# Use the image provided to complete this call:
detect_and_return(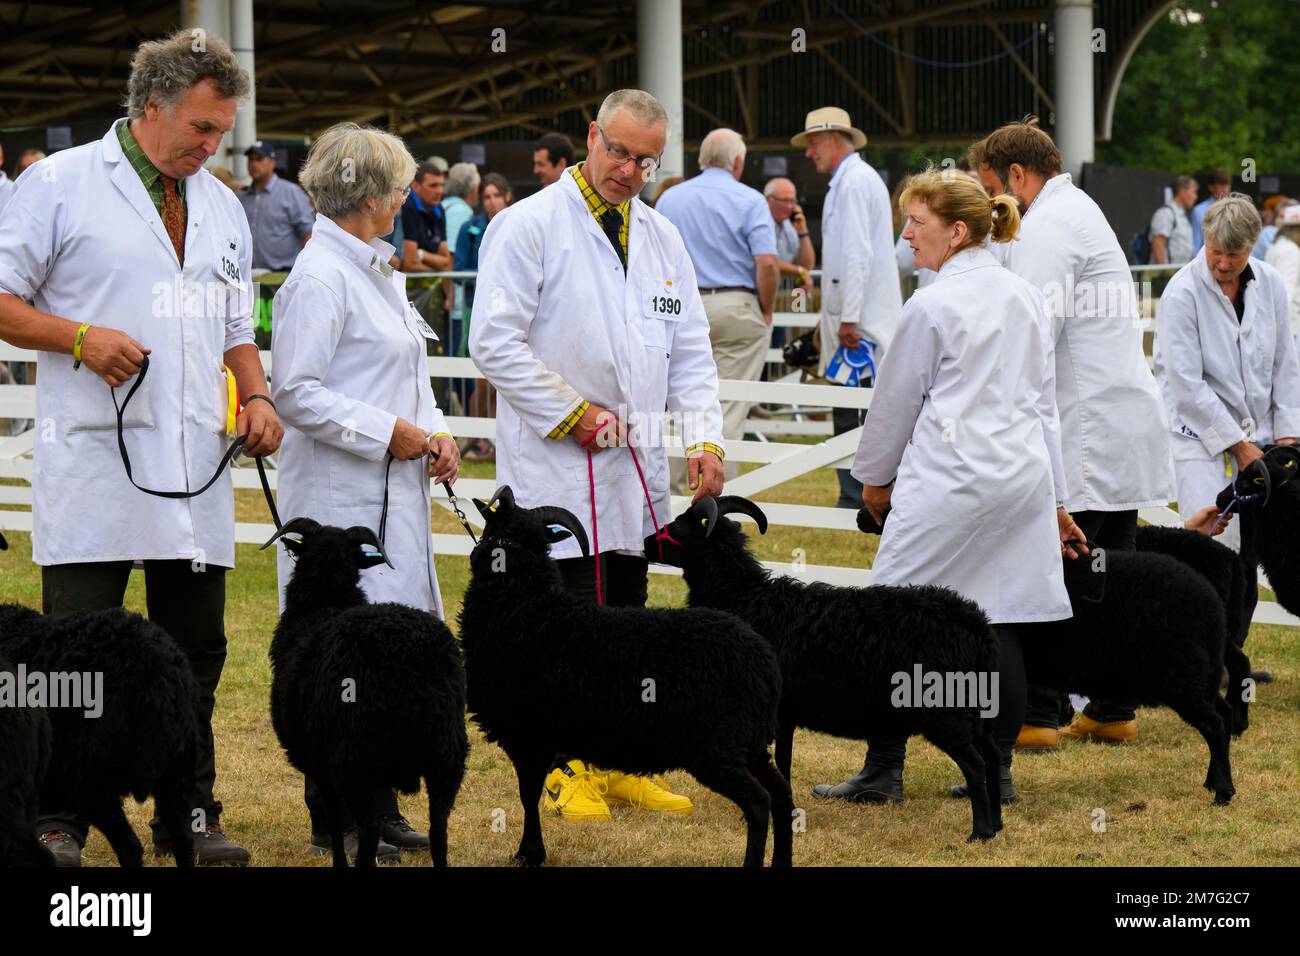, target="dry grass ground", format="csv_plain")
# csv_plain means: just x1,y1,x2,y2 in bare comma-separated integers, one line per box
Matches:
1,457,1297,867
